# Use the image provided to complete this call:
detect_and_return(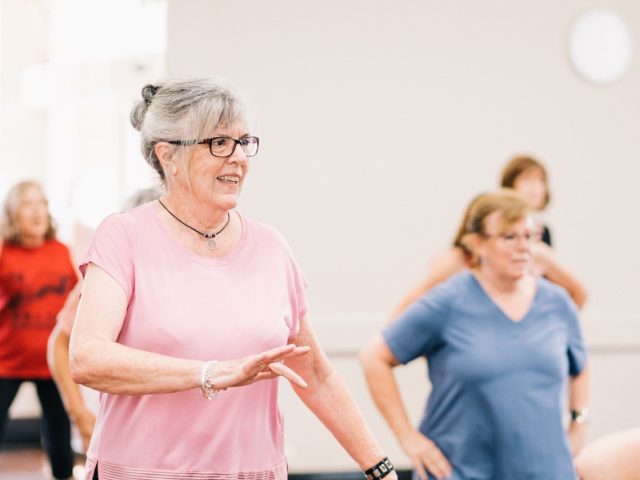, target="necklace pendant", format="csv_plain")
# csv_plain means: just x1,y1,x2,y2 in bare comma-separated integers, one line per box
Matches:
207,237,217,250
